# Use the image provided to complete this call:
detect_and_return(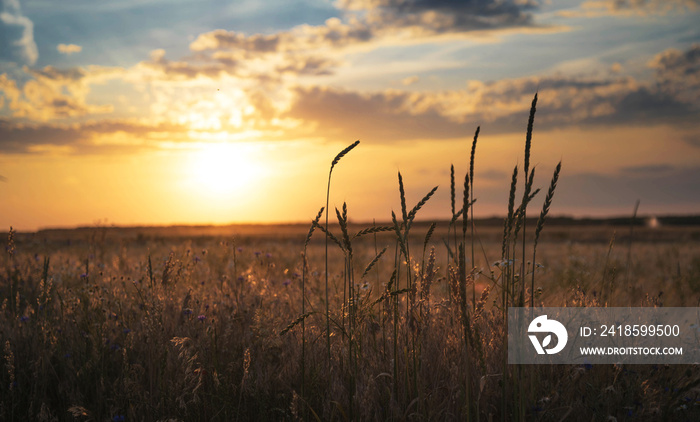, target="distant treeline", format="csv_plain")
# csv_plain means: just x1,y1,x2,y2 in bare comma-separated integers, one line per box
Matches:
406,214,700,228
